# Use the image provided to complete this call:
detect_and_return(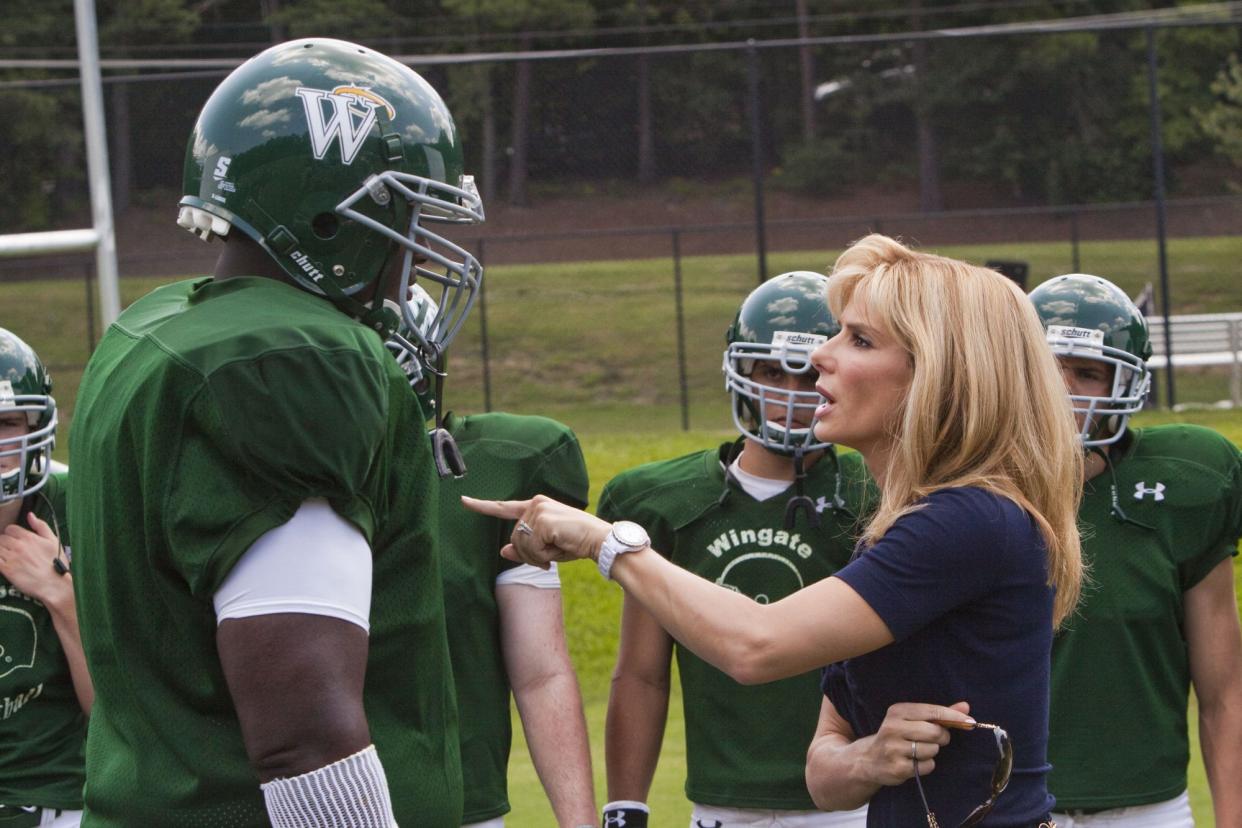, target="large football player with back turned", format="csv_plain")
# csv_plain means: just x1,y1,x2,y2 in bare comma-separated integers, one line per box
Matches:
1030,274,1242,827
68,39,483,827
600,273,872,828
